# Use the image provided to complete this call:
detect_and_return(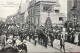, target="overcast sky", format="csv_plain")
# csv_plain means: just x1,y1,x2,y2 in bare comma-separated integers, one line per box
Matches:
0,0,67,21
